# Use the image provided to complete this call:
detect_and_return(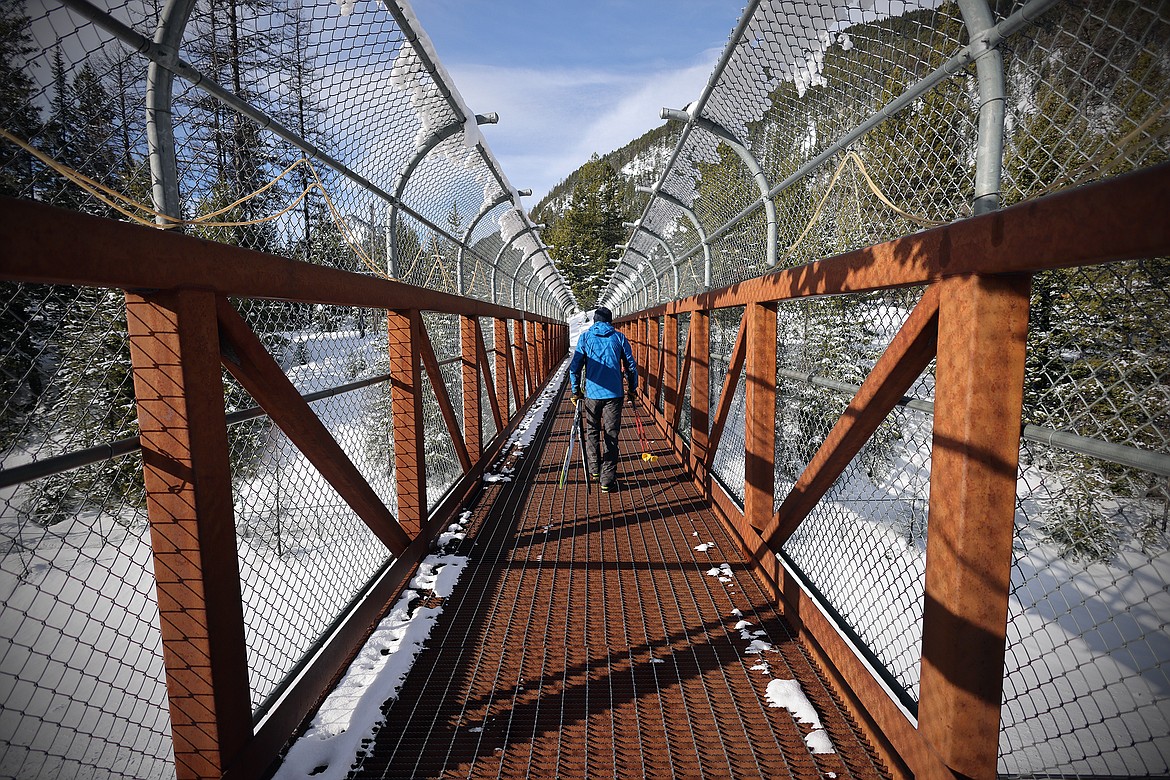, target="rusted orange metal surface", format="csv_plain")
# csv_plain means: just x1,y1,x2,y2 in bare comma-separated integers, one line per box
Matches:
744,302,778,531
1,194,570,780
125,290,253,780
764,286,940,548
349,390,891,780
612,163,1170,780
462,316,483,463
918,274,1032,779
